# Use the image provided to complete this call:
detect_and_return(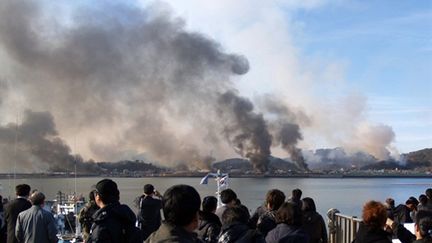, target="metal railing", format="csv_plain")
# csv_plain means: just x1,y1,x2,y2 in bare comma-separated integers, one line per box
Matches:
327,208,362,243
